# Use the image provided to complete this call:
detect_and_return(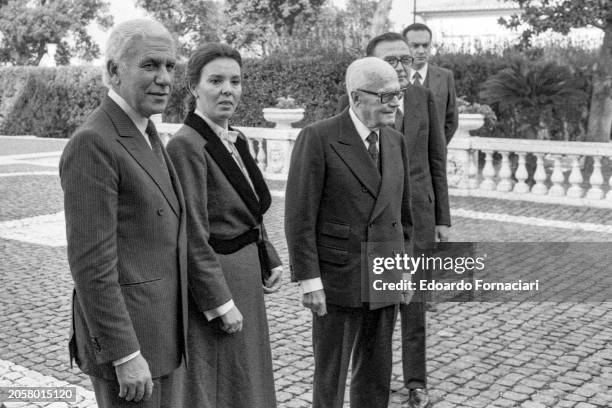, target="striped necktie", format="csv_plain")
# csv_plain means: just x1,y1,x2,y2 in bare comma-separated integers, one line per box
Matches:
146,120,168,173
